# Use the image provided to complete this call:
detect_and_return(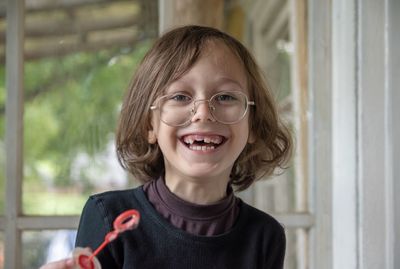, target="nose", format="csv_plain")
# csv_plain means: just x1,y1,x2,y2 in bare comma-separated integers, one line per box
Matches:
191,100,216,123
